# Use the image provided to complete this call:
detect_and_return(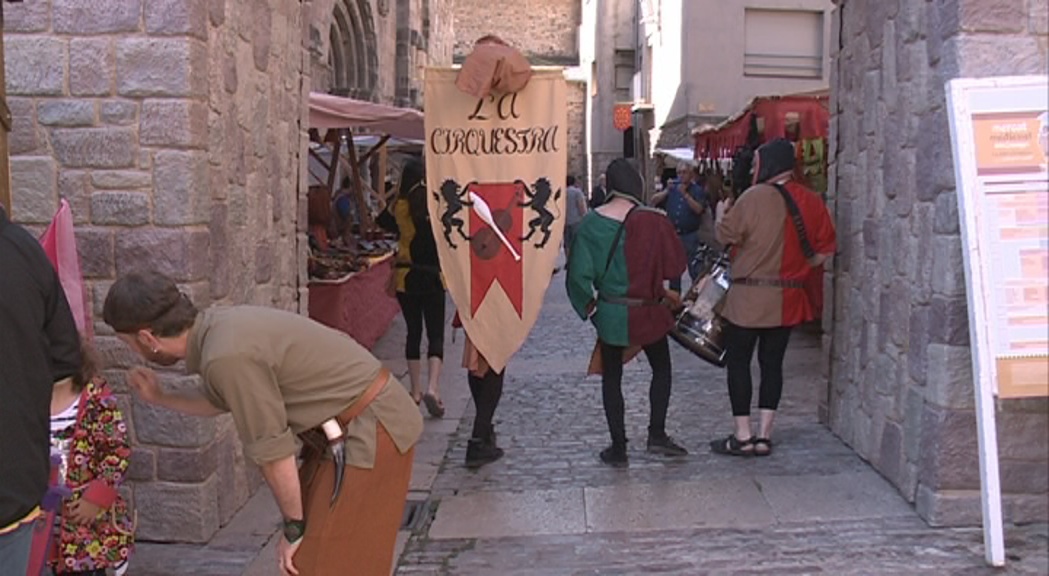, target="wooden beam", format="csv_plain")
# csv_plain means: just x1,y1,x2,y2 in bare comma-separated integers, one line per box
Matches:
377,140,388,209
0,3,12,217
344,128,373,235
357,134,391,167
